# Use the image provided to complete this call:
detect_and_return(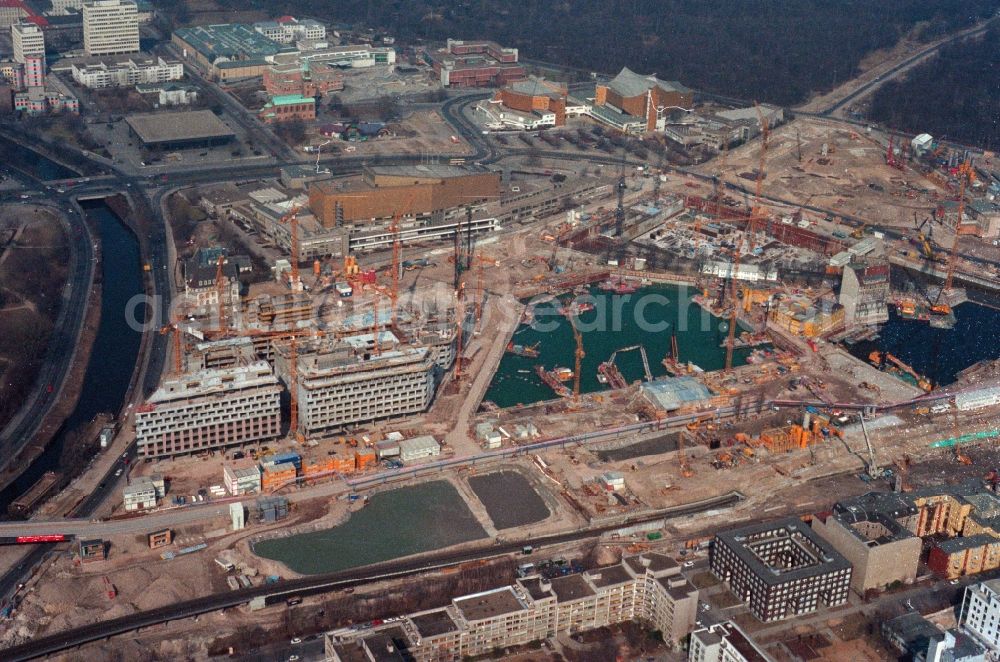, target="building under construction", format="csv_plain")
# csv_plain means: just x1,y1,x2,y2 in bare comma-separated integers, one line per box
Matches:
274,332,437,437
134,360,283,457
